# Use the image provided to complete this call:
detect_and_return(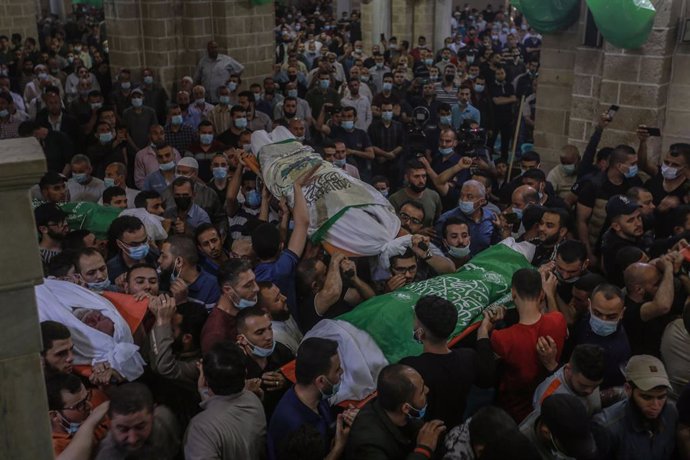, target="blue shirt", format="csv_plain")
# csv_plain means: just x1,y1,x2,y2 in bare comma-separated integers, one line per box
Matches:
267,386,334,460
435,207,499,255
187,268,221,310
450,103,481,129
163,203,211,231
254,249,300,321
